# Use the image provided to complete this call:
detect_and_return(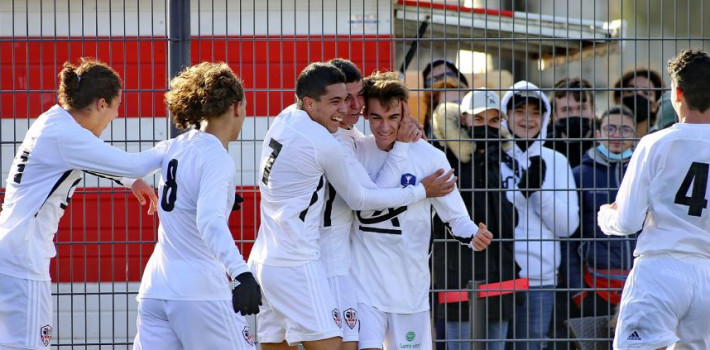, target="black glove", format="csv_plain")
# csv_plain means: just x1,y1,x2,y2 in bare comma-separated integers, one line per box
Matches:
231,272,262,316
517,156,546,198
